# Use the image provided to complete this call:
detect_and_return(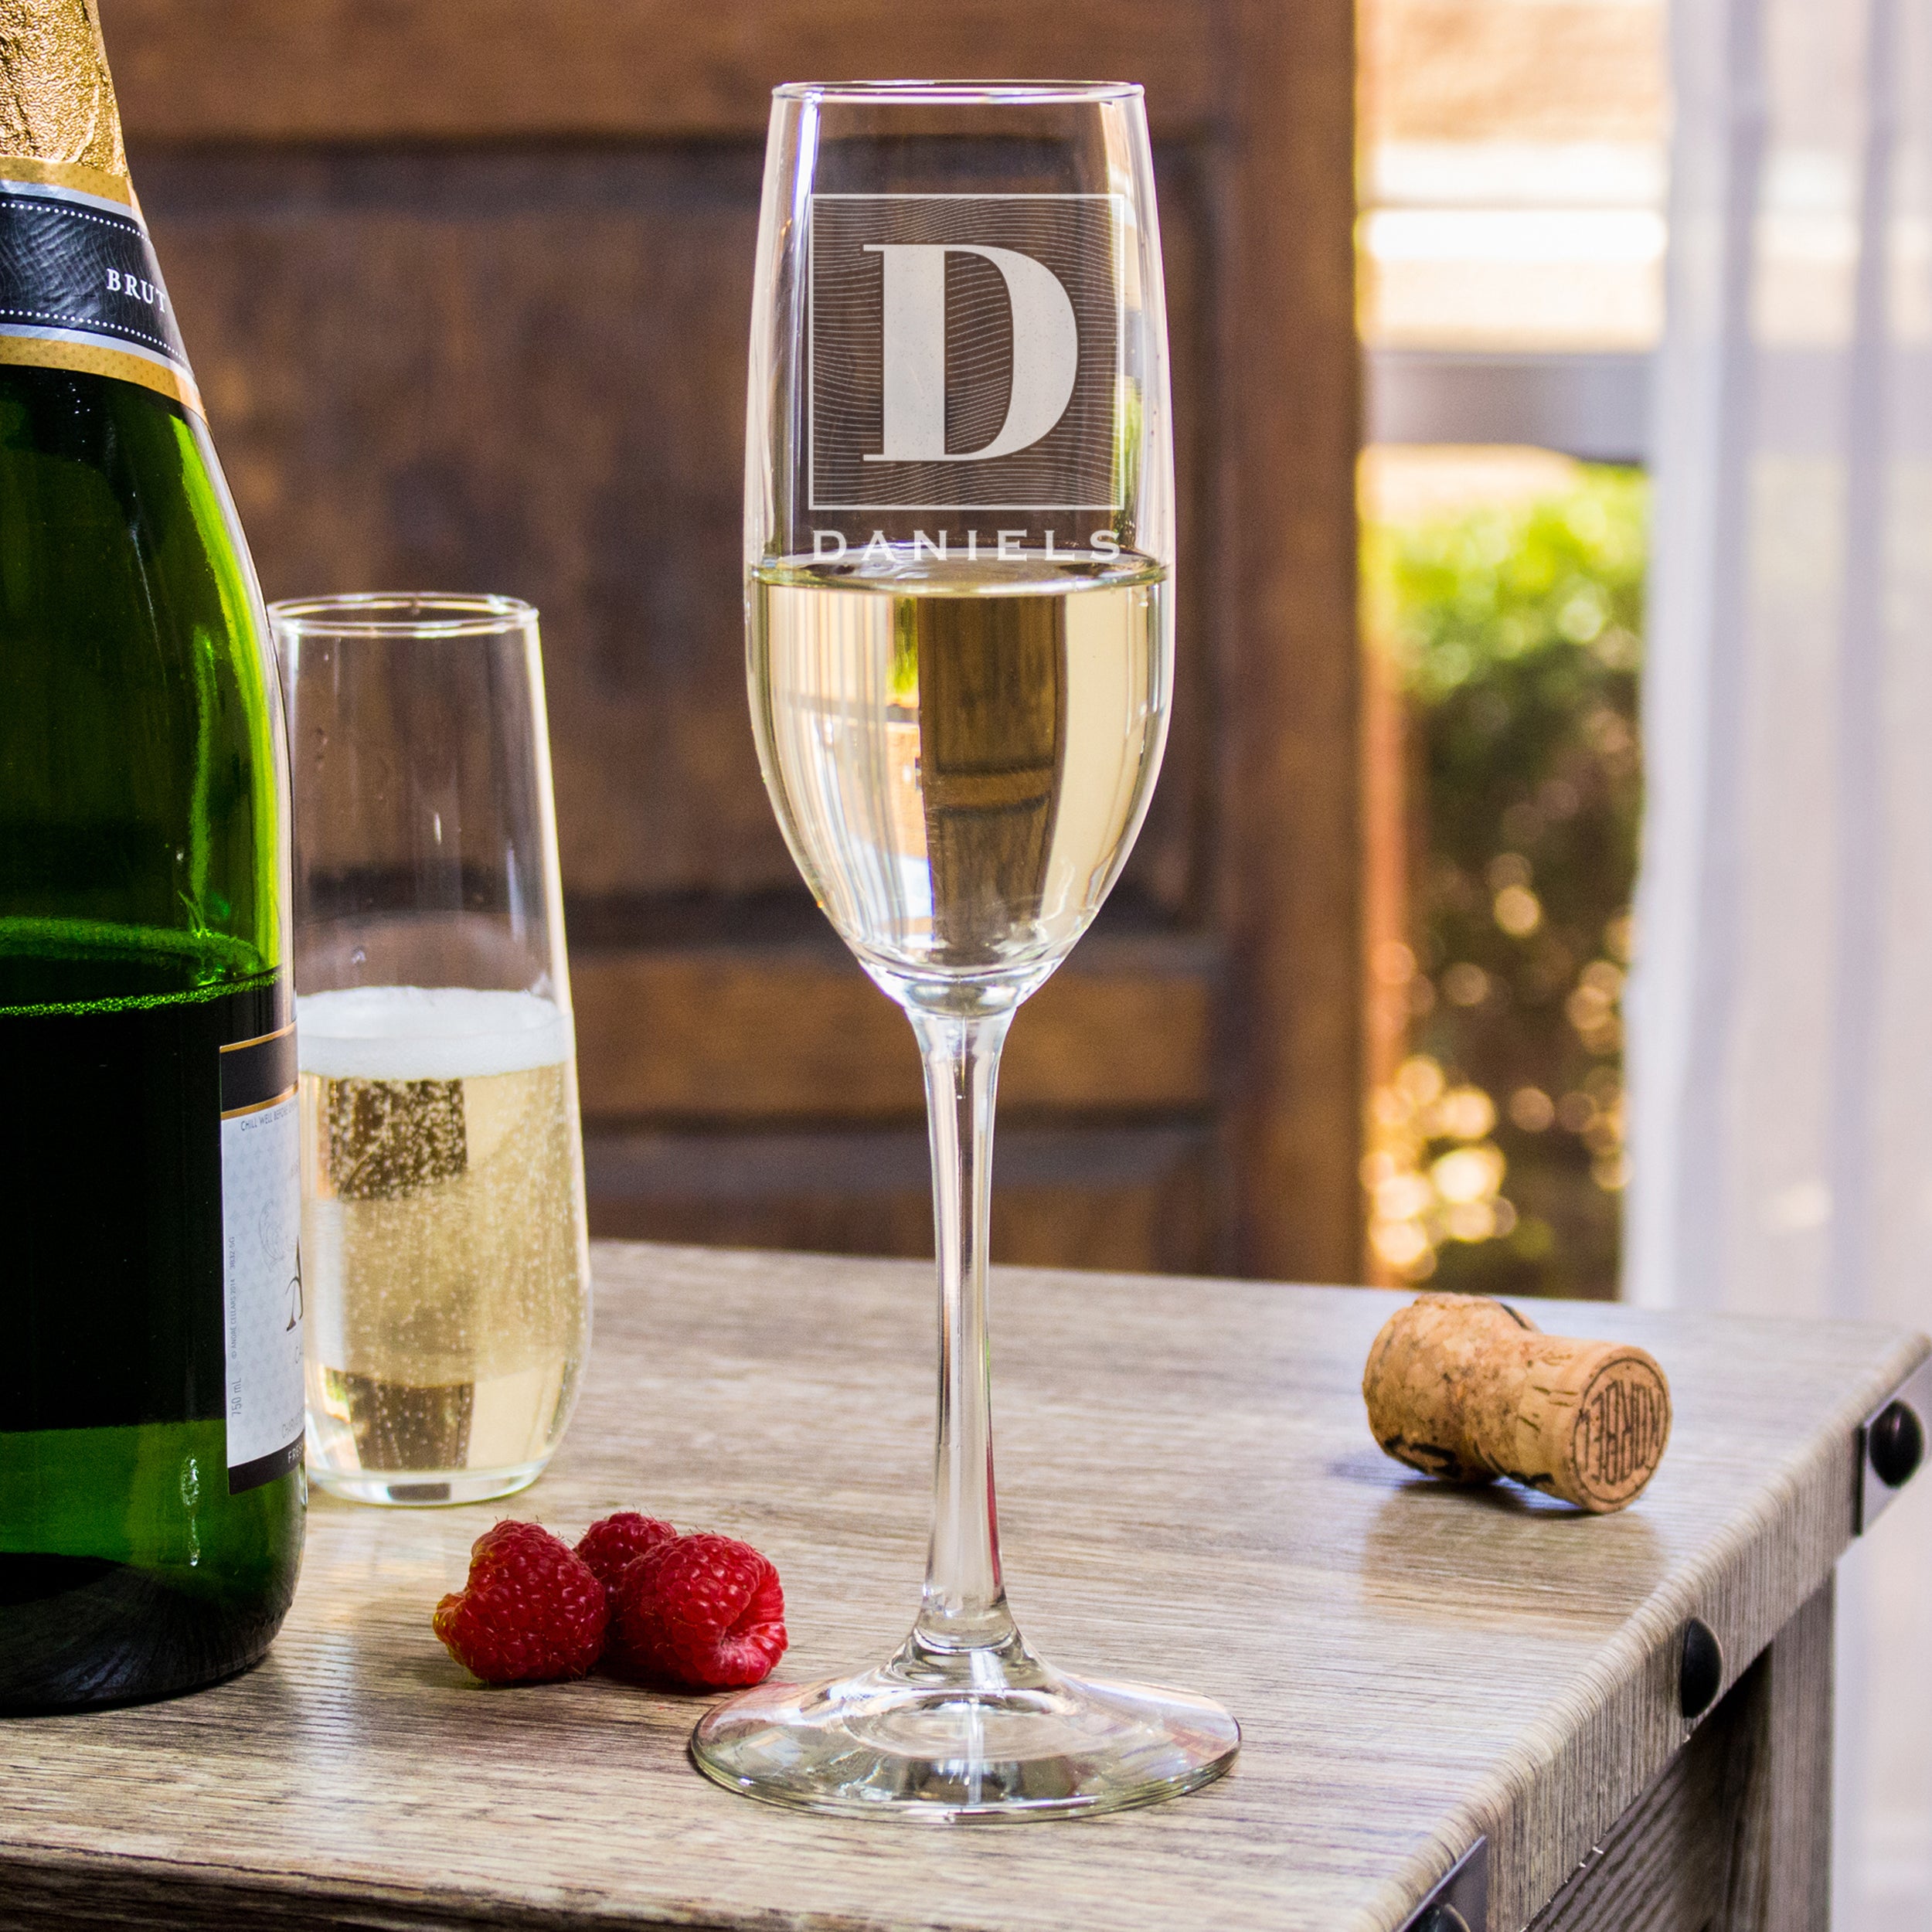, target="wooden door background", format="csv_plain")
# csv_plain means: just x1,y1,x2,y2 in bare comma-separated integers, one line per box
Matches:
100,0,1362,1283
